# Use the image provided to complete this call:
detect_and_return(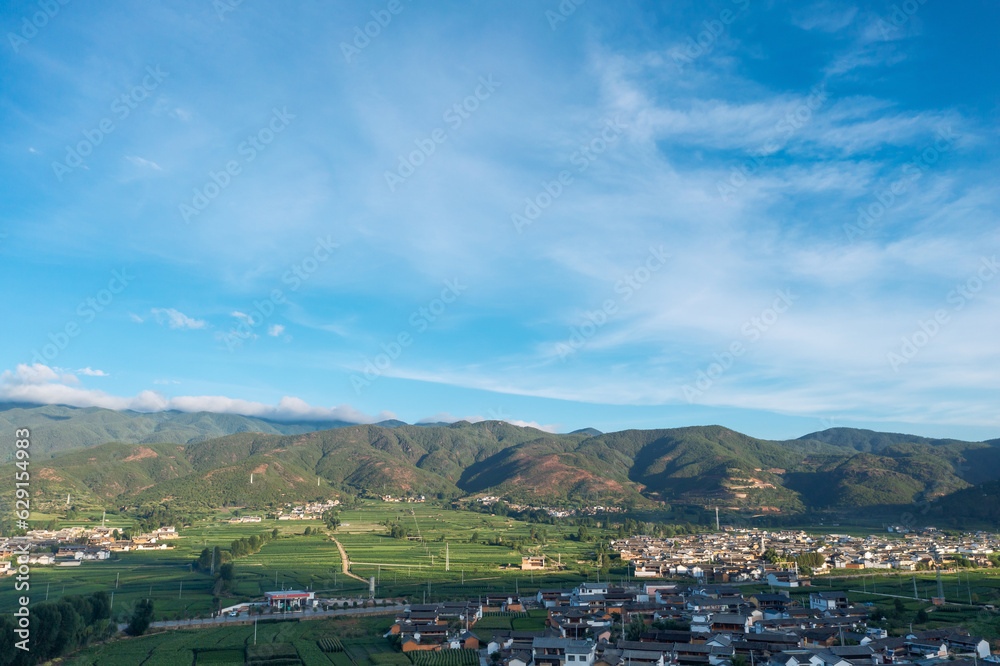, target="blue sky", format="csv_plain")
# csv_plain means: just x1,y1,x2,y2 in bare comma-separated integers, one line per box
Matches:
1,0,998,440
